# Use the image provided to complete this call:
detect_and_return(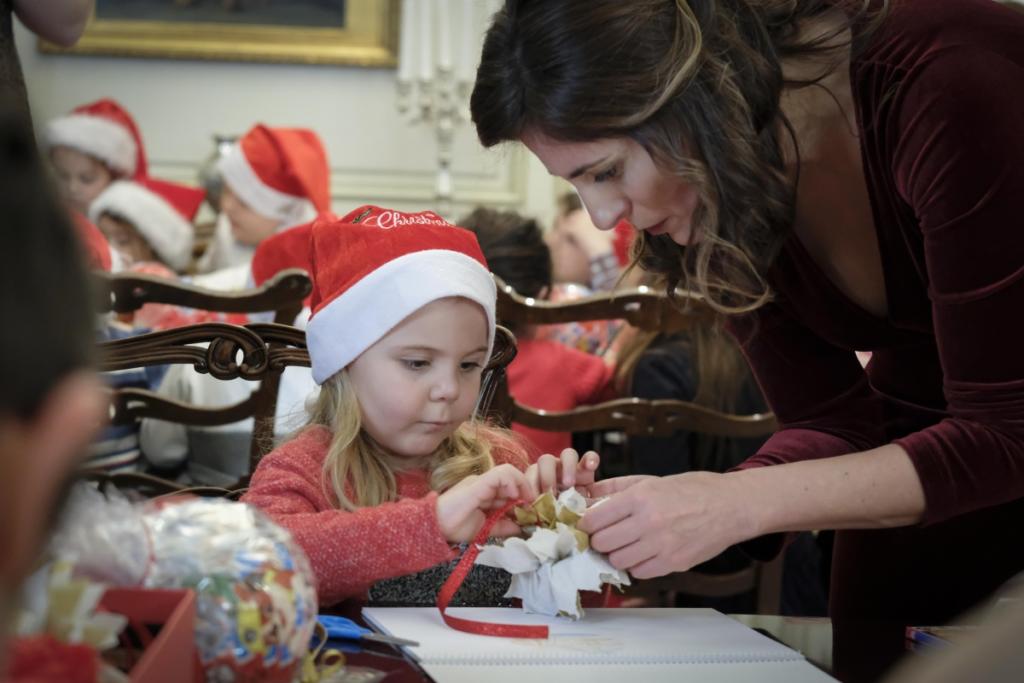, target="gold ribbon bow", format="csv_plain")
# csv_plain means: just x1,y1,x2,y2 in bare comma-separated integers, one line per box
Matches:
513,492,590,552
